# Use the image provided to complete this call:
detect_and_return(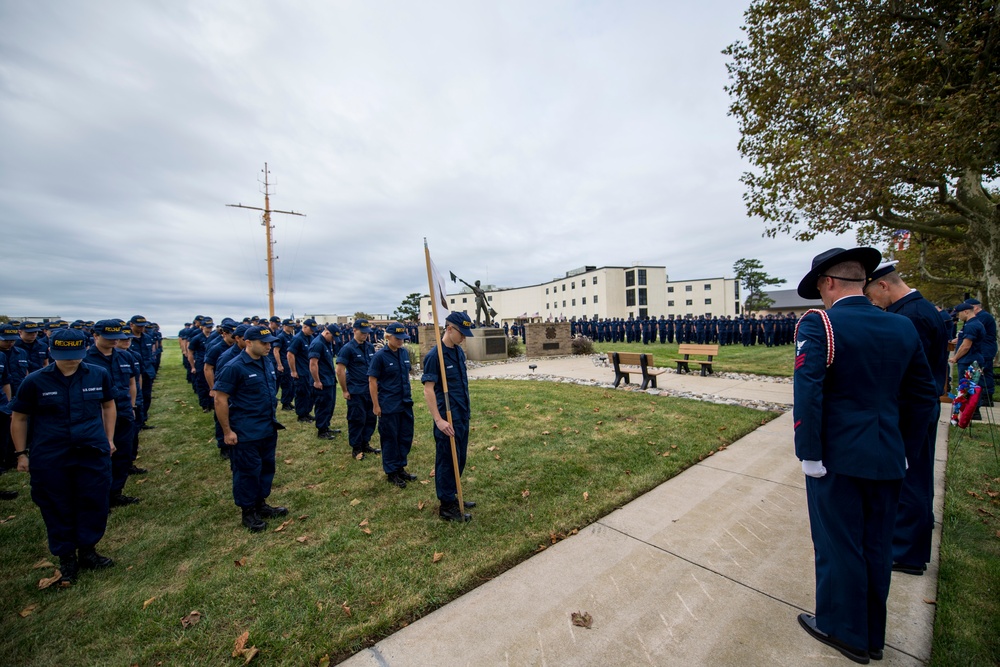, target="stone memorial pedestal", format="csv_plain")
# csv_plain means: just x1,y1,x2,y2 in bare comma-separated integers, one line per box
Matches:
463,327,508,361
525,322,571,357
